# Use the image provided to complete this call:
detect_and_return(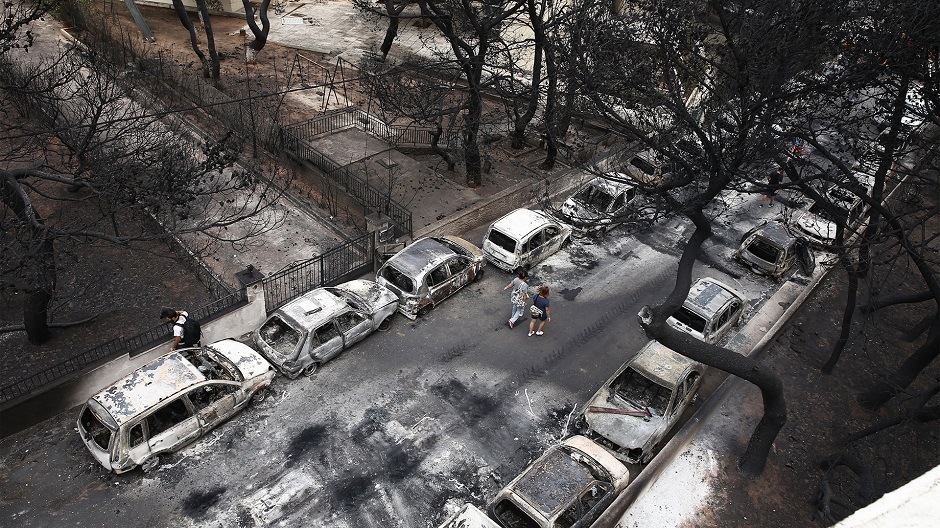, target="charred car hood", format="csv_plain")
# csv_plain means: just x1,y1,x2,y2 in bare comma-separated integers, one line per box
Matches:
560,199,601,225
336,279,398,312
797,212,836,241
209,339,273,380
585,389,660,451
